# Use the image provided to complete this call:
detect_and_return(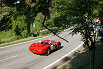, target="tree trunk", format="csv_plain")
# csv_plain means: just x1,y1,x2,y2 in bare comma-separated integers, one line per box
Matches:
85,32,95,69
26,6,31,34
27,22,30,34
90,42,95,69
